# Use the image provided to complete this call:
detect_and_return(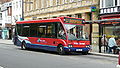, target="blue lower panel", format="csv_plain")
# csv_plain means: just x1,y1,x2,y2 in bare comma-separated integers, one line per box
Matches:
64,47,90,52
26,43,57,51
26,43,90,52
